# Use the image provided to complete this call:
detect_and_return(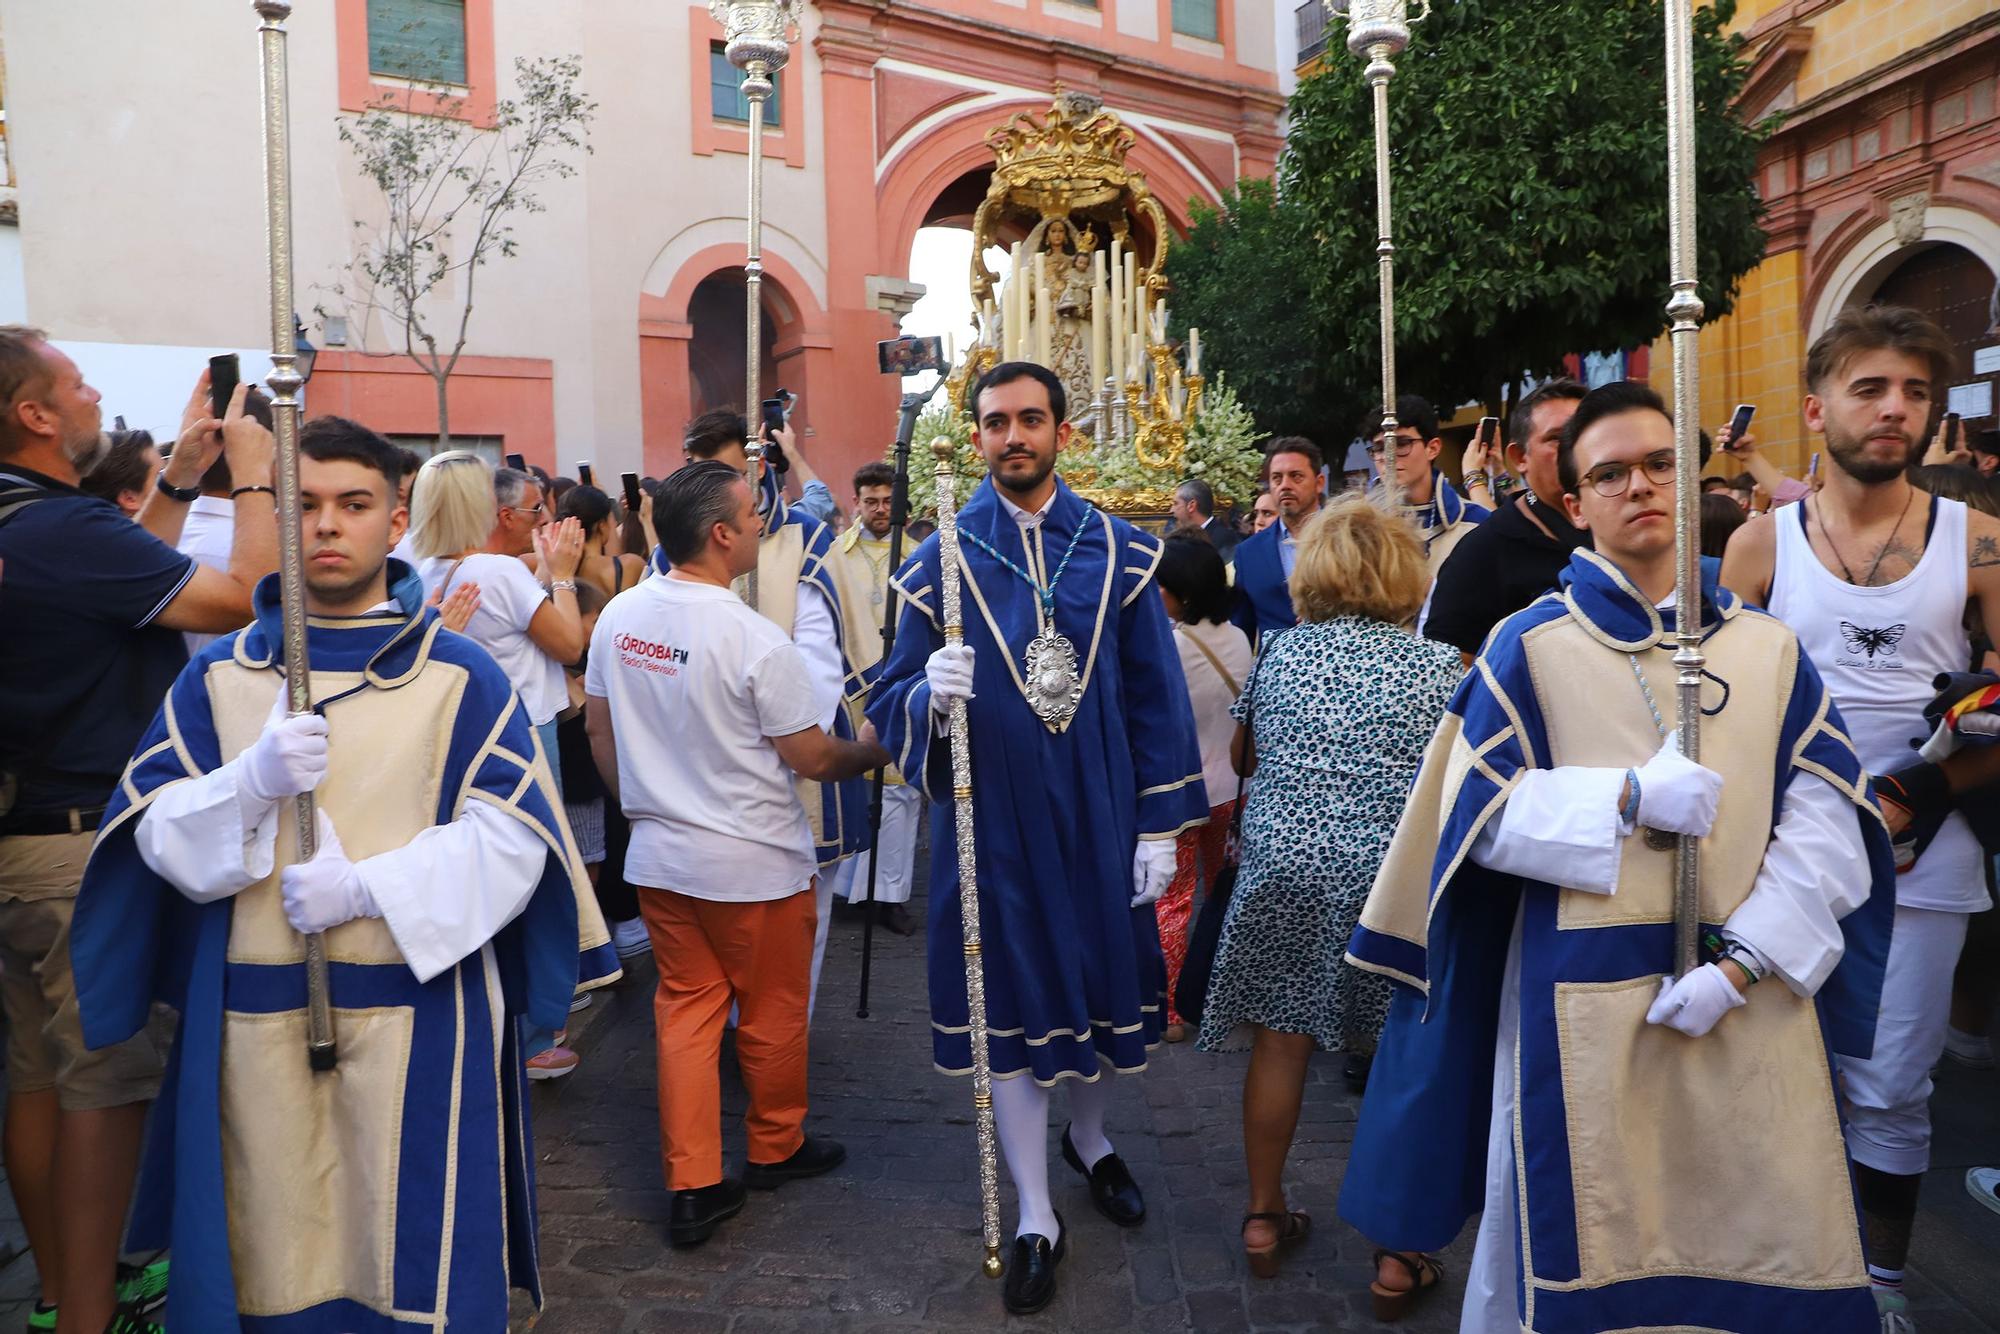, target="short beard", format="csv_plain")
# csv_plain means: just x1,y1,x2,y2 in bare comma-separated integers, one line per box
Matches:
1824,421,1914,484
66,430,108,472
992,452,1055,497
